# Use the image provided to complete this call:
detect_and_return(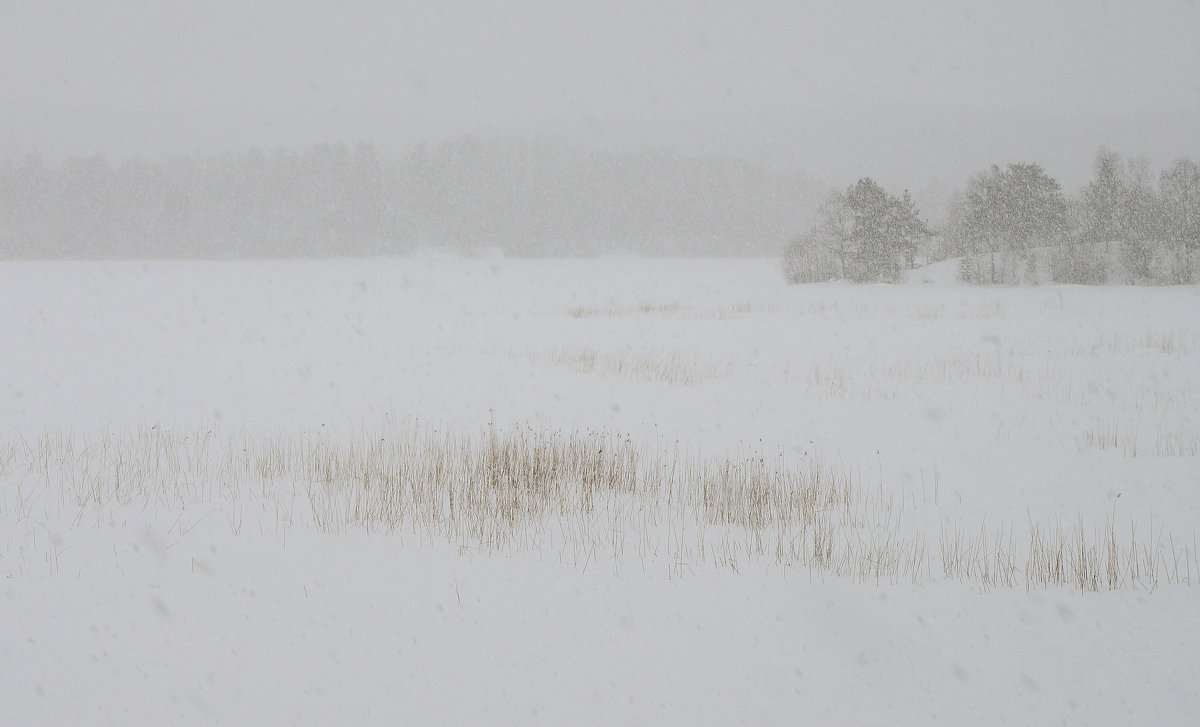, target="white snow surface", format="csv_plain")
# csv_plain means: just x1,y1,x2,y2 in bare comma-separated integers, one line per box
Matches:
2,257,1198,725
